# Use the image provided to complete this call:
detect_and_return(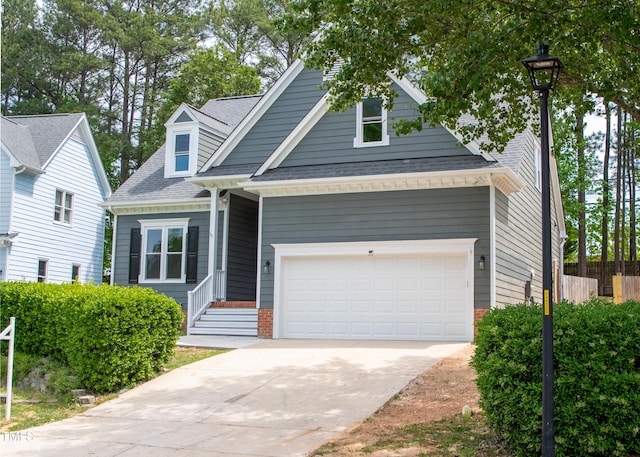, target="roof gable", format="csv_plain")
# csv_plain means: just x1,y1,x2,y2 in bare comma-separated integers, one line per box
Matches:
3,113,85,169
1,114,111,197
